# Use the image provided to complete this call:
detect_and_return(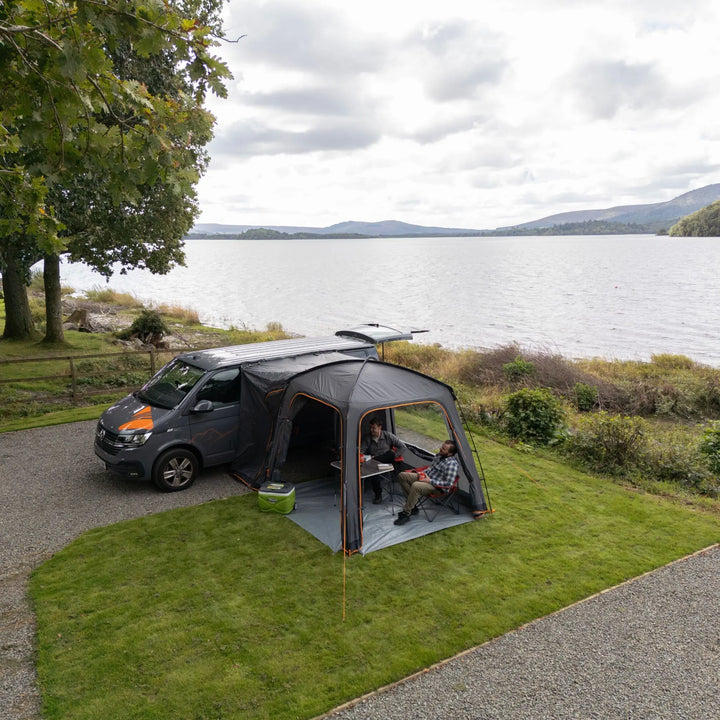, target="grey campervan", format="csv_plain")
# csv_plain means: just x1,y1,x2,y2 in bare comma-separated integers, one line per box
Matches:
94,327,412,491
